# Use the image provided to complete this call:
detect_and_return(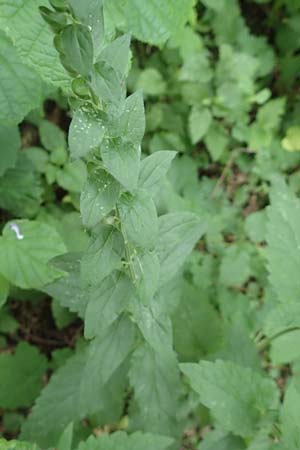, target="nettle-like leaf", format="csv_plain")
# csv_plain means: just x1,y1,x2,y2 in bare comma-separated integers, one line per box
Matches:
75,431,174,450
181,360,279,438
0,31,42,124
267,177,300,303
0,220,66,289
0,342,47,409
